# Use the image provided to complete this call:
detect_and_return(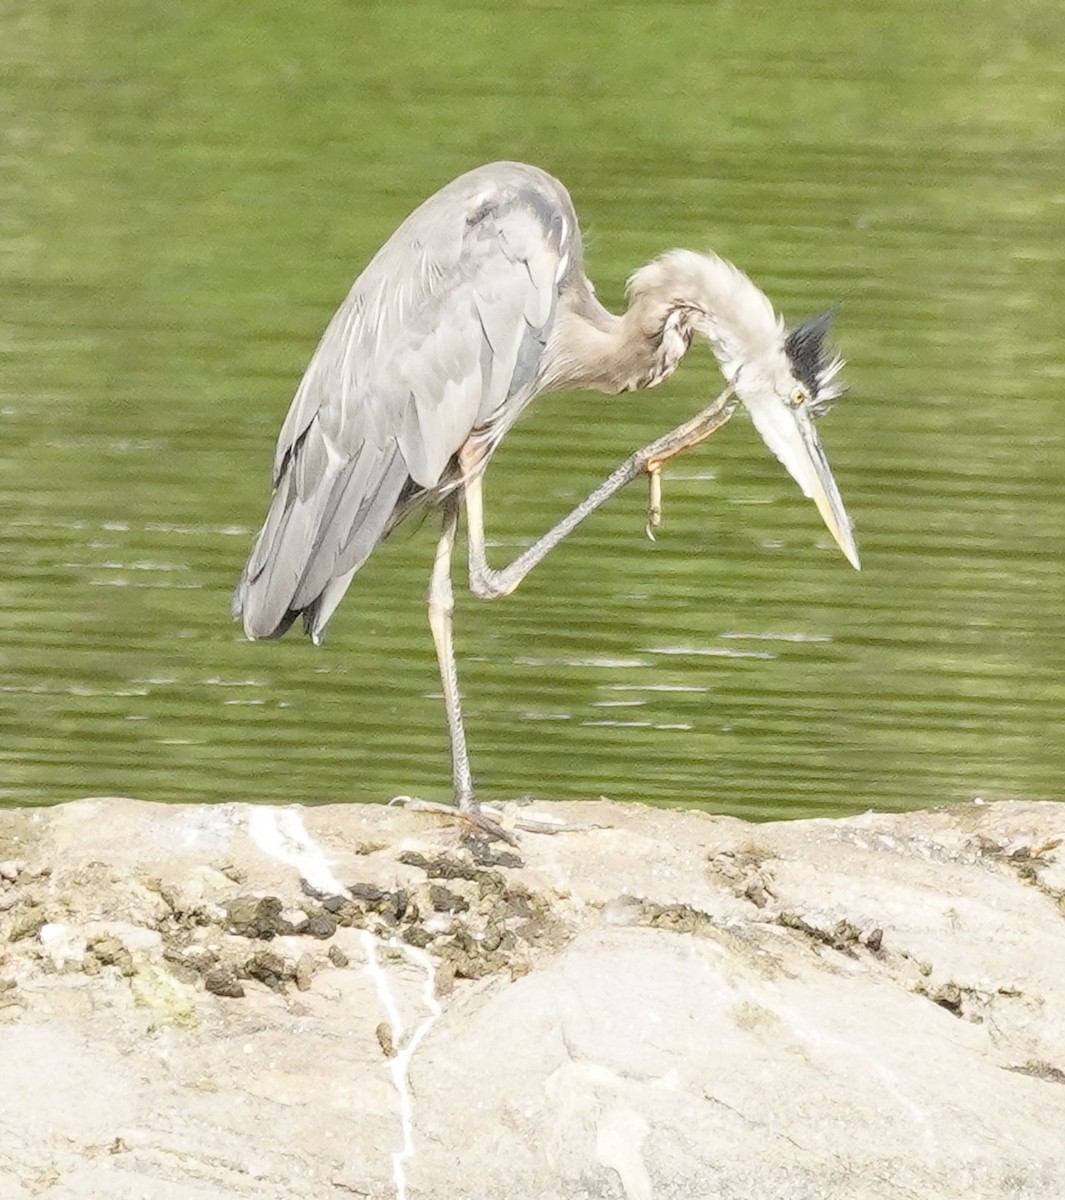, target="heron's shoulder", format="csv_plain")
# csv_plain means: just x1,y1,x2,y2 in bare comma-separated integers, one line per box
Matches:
399,162,580,268
270,166,576,486
444,161,576,217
